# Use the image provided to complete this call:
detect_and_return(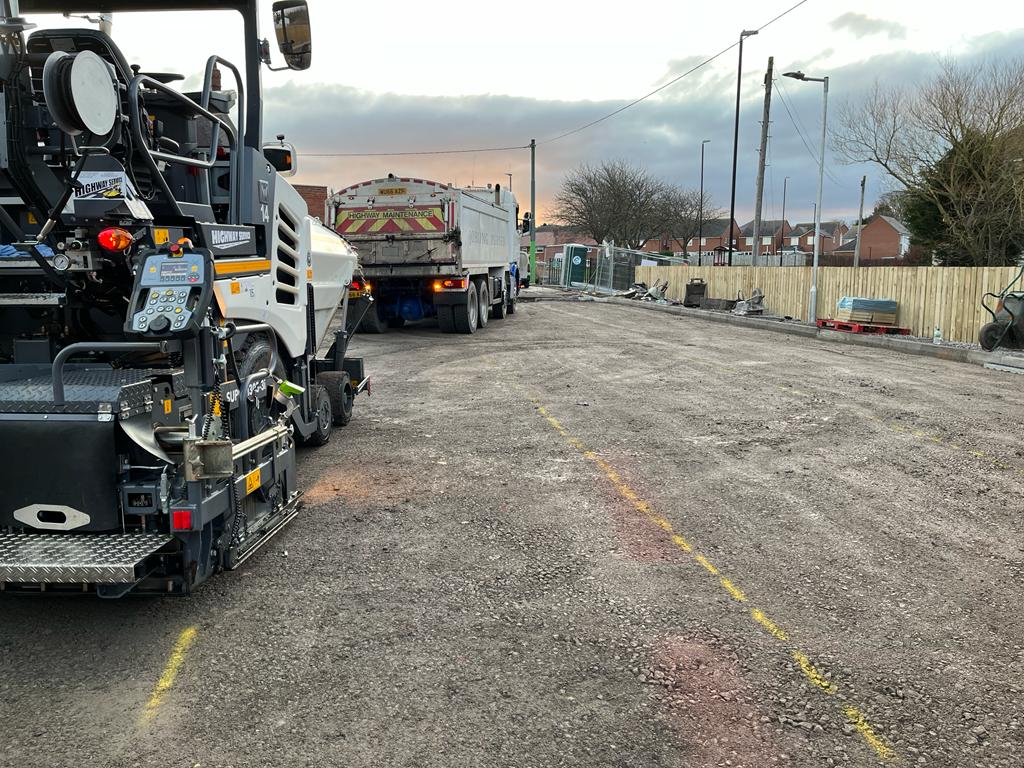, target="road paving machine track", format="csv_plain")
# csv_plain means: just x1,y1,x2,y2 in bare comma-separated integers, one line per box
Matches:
0,0,367,596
